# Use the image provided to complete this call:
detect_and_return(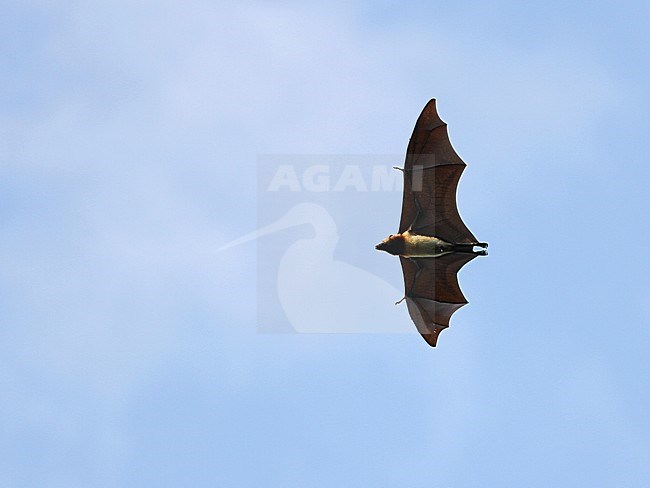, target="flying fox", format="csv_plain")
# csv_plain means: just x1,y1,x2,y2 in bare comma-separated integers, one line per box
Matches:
375,99,487,347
